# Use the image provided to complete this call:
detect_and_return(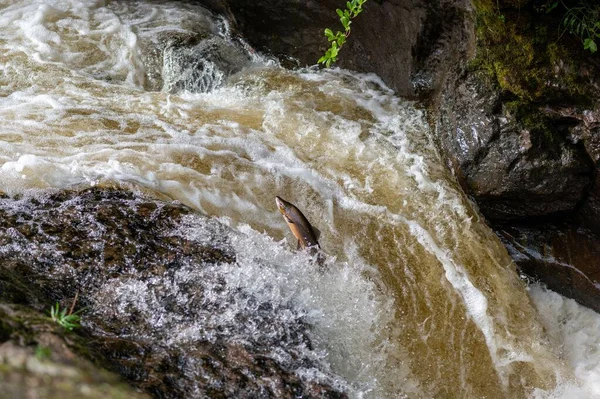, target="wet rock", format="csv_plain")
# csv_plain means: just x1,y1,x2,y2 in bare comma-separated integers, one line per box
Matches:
162,35,253,93
545,106,600,235
0,304,148,399
580,172,600,235
438,72,593,220
496,223,600,314
0,186,347,398
197,0,474,102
